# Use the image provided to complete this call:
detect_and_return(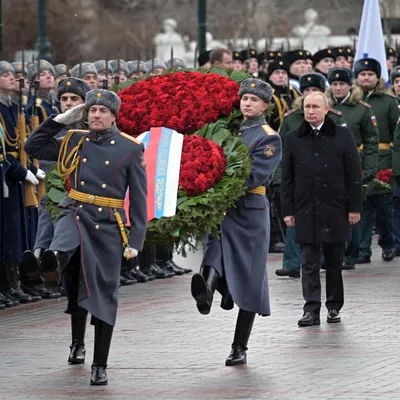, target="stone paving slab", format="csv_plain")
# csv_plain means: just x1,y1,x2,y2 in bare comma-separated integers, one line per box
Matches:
1,242,400,400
